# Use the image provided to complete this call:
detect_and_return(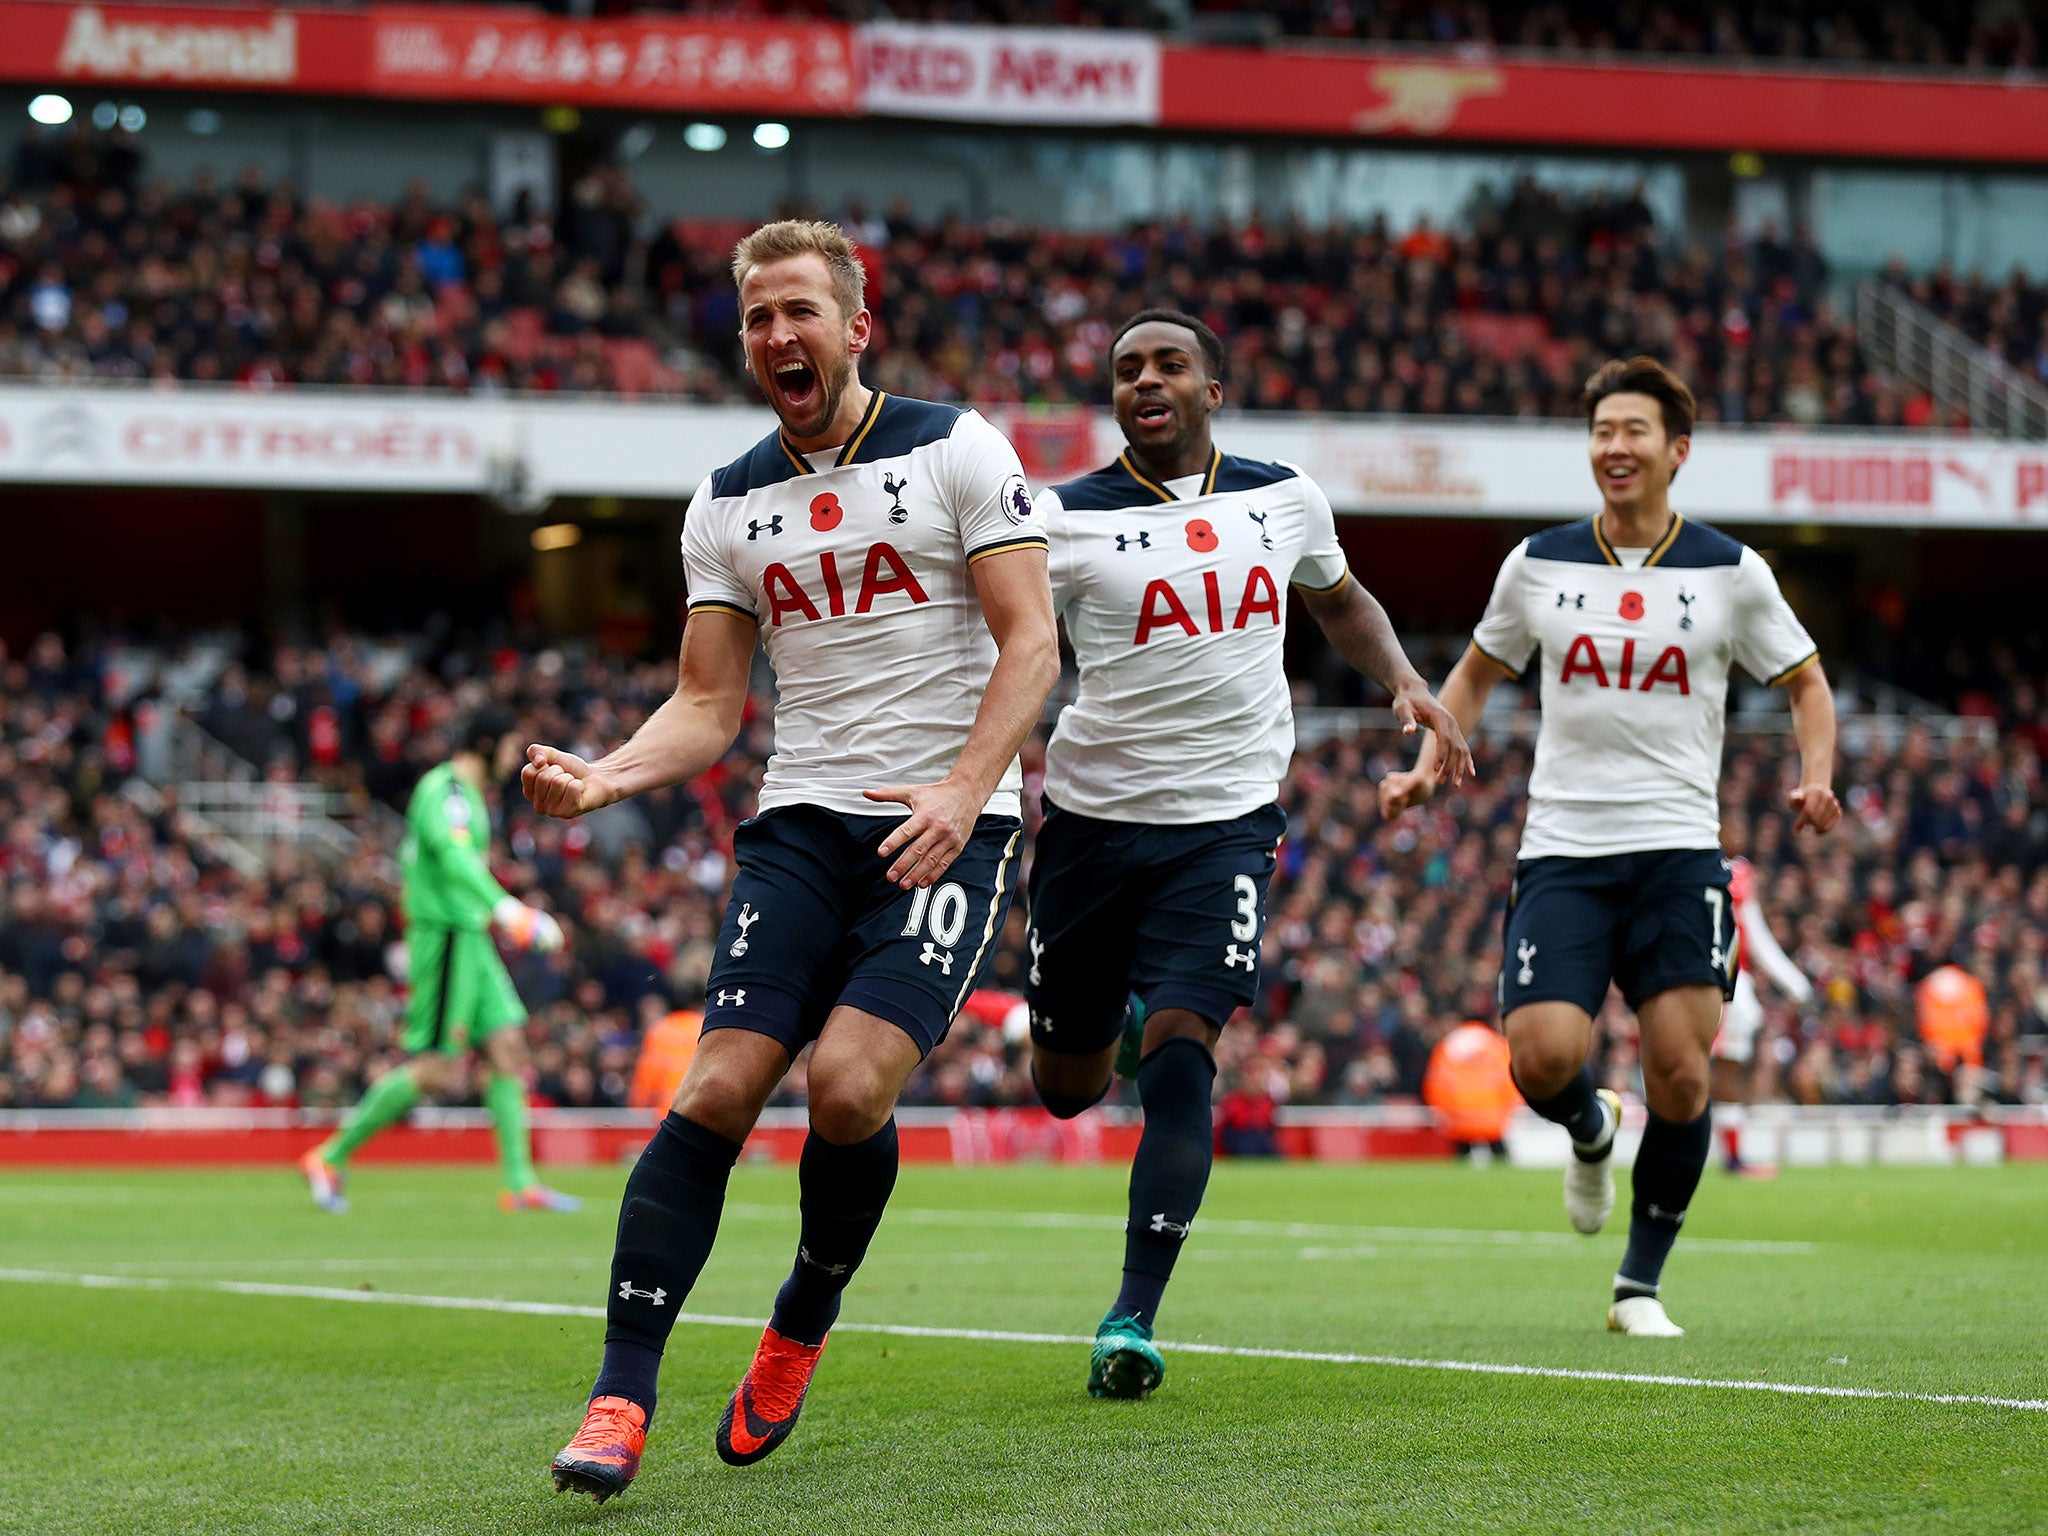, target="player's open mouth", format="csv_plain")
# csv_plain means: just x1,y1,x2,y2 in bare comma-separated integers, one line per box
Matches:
773,359,819,410
1134,401,1173,428
1603,464,1638,488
